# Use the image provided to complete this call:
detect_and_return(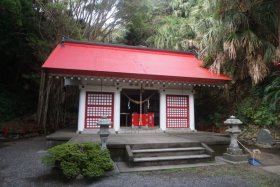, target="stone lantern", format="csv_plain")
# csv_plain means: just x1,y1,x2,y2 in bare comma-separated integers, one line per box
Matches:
223,116,249,162
97,116,111,149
